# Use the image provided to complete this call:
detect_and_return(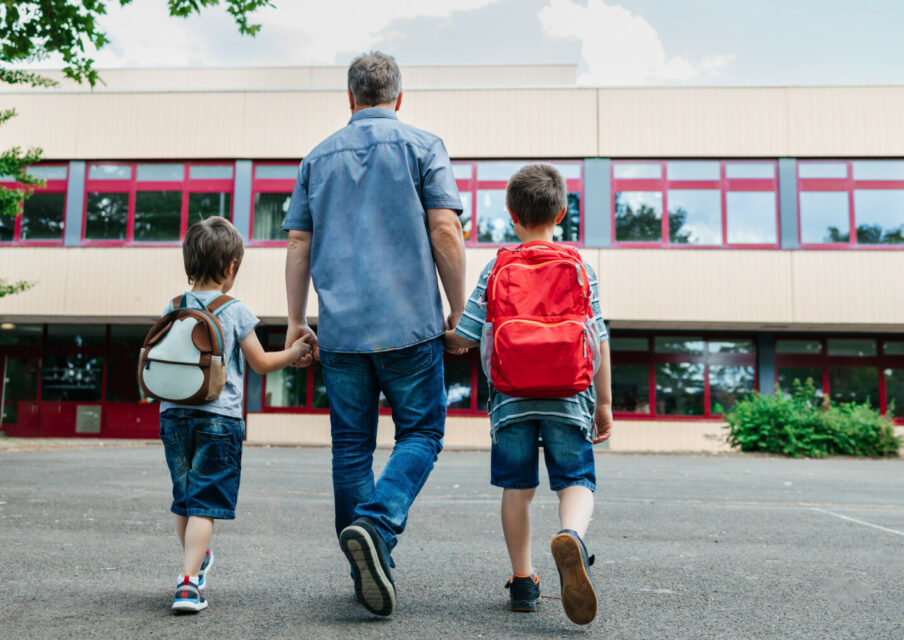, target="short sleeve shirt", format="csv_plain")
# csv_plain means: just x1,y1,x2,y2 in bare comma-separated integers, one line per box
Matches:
159,291,259,419
455,255,608,442
283,107,462,353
